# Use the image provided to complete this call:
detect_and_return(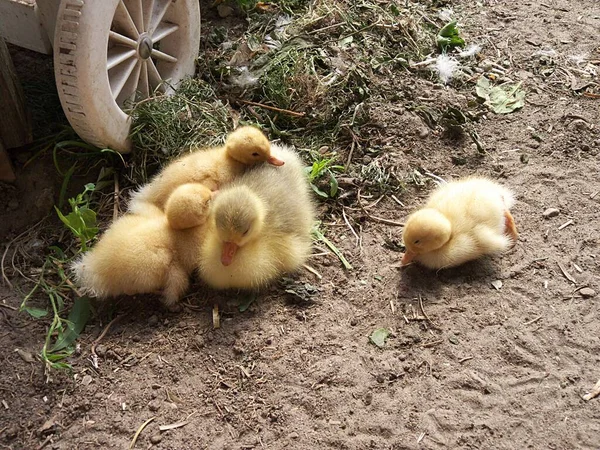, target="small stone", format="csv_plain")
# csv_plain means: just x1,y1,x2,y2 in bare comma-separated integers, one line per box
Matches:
349,318,358,326
362,155,372,164
417,127,429,139
397,353,407,361
376,374,385,383
581,144,590,152
363,392,373,406
15,348,35,363
148,315,159,327
491,280,503,290
150,434,162,444
520,153,529,164
148,399,161,412
81,375,93,386
95,344,107,357
579,288,596,298
289,432,299,439
543,208,560,219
